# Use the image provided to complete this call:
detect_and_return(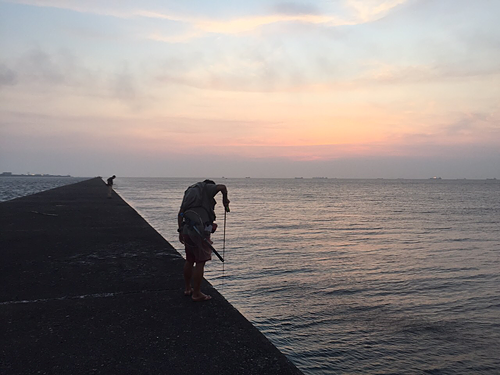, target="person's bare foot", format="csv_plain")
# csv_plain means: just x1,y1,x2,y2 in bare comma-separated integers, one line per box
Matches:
192,293,212,302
